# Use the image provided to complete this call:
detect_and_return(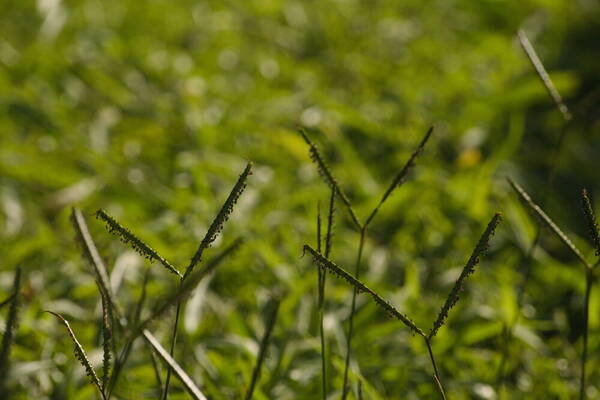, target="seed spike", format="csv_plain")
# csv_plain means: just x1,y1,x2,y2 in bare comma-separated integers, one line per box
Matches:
299,129,362,230
96,209,183,278
429,213,502,338
365,126,434,228
581,189,600,261
304,245,424,336
185,162,252,278
47,311,104,398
